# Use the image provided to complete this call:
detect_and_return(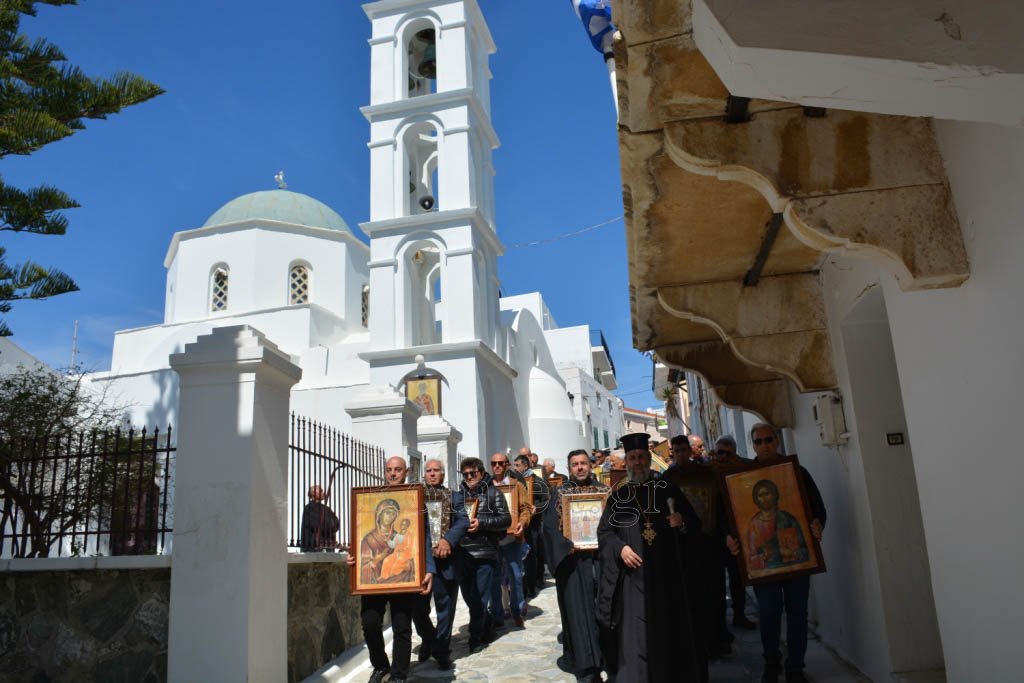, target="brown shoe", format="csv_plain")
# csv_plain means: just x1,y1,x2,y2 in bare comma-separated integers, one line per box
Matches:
513,614,525,627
